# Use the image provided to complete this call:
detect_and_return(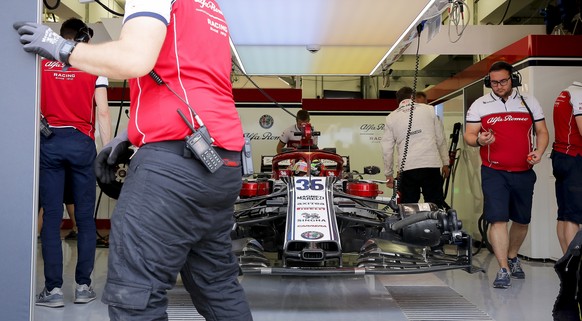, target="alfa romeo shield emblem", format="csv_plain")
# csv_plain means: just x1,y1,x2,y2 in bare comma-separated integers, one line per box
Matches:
259,114,274,129
301,231,324,240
